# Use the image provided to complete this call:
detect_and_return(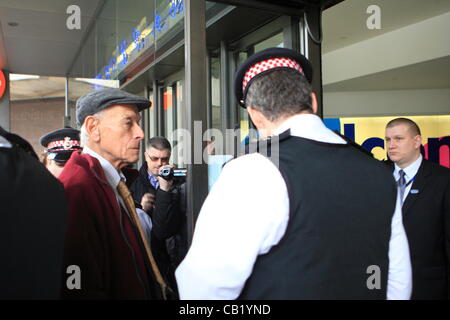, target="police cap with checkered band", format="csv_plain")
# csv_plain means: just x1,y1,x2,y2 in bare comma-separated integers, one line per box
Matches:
234,47,313,108
40,128,82,163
